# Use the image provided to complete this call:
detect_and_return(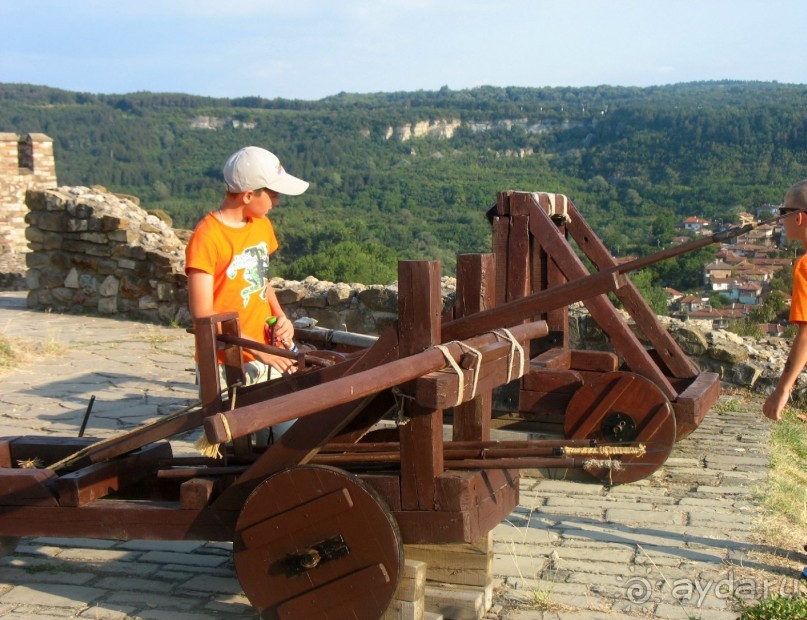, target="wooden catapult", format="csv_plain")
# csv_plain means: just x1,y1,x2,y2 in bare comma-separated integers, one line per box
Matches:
0,191,719,618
